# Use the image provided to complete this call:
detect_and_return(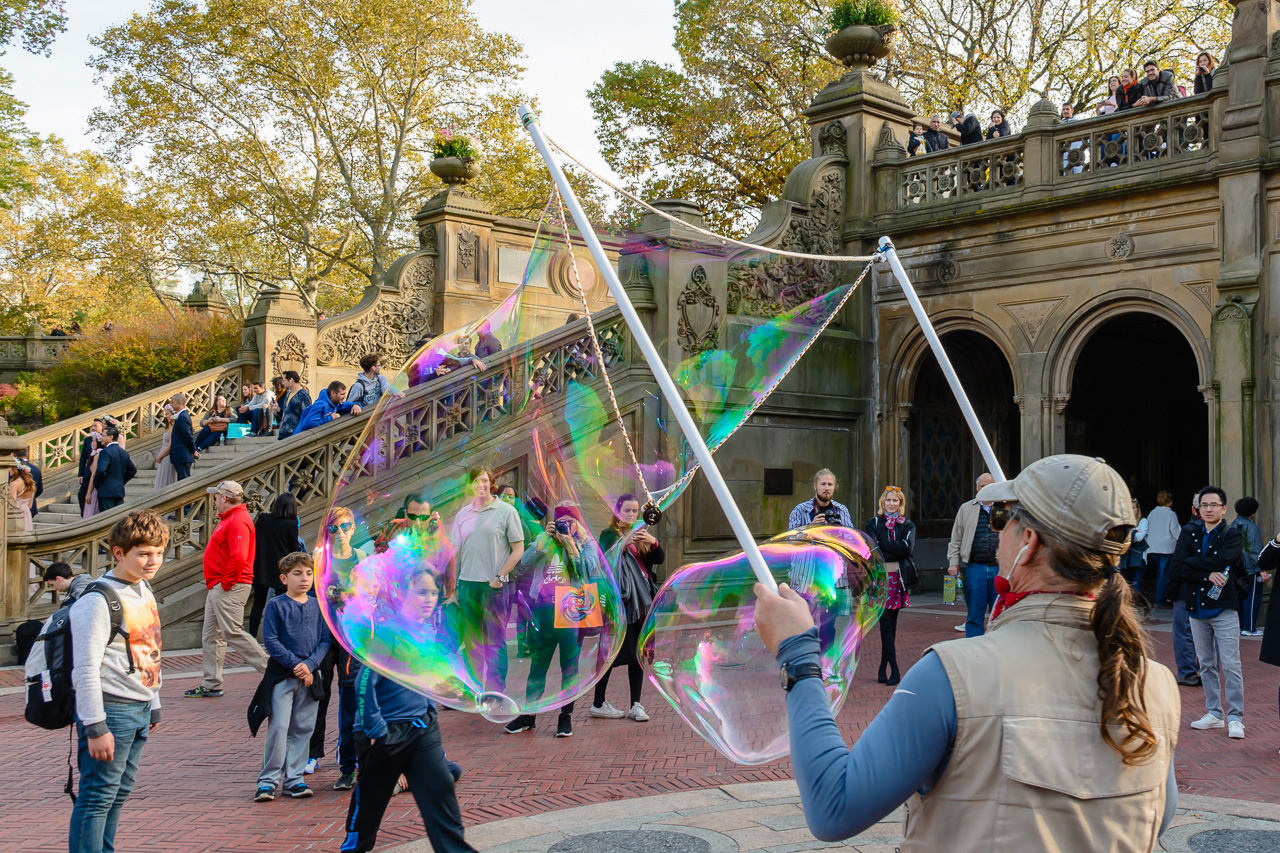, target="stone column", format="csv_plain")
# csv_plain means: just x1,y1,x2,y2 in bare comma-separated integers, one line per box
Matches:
243,287,317,388
0,435,26,623
412,171,497,336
